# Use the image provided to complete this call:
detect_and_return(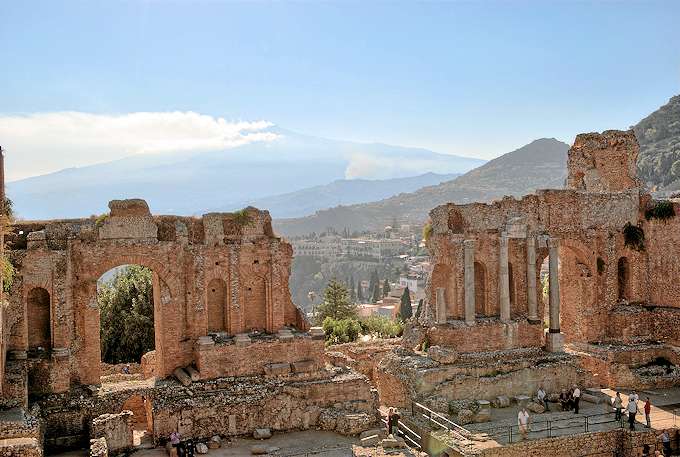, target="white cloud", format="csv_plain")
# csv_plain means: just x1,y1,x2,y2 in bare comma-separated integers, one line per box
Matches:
0,111,278,181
